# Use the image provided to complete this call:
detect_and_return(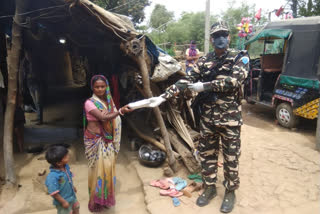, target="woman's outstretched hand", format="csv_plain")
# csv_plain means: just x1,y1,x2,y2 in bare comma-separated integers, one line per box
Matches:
120,105,133,114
